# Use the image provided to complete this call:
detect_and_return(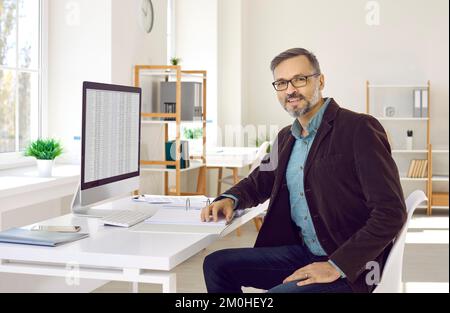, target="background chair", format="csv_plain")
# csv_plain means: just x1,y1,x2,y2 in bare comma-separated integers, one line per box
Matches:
373,190,428,293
